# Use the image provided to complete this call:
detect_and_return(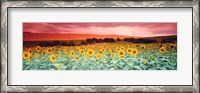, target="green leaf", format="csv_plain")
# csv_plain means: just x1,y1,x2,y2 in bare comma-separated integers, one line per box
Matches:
133,66,141,70
110,59,118,64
